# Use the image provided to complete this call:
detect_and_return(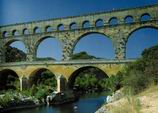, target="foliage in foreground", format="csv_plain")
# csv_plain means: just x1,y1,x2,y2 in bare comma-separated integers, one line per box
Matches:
74,72,123,95
0,90,38,109
28,70,57,100
122,45,158,94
